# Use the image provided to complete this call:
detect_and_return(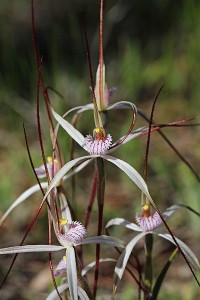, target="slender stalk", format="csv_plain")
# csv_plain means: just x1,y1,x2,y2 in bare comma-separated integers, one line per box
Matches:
93,157,105,298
